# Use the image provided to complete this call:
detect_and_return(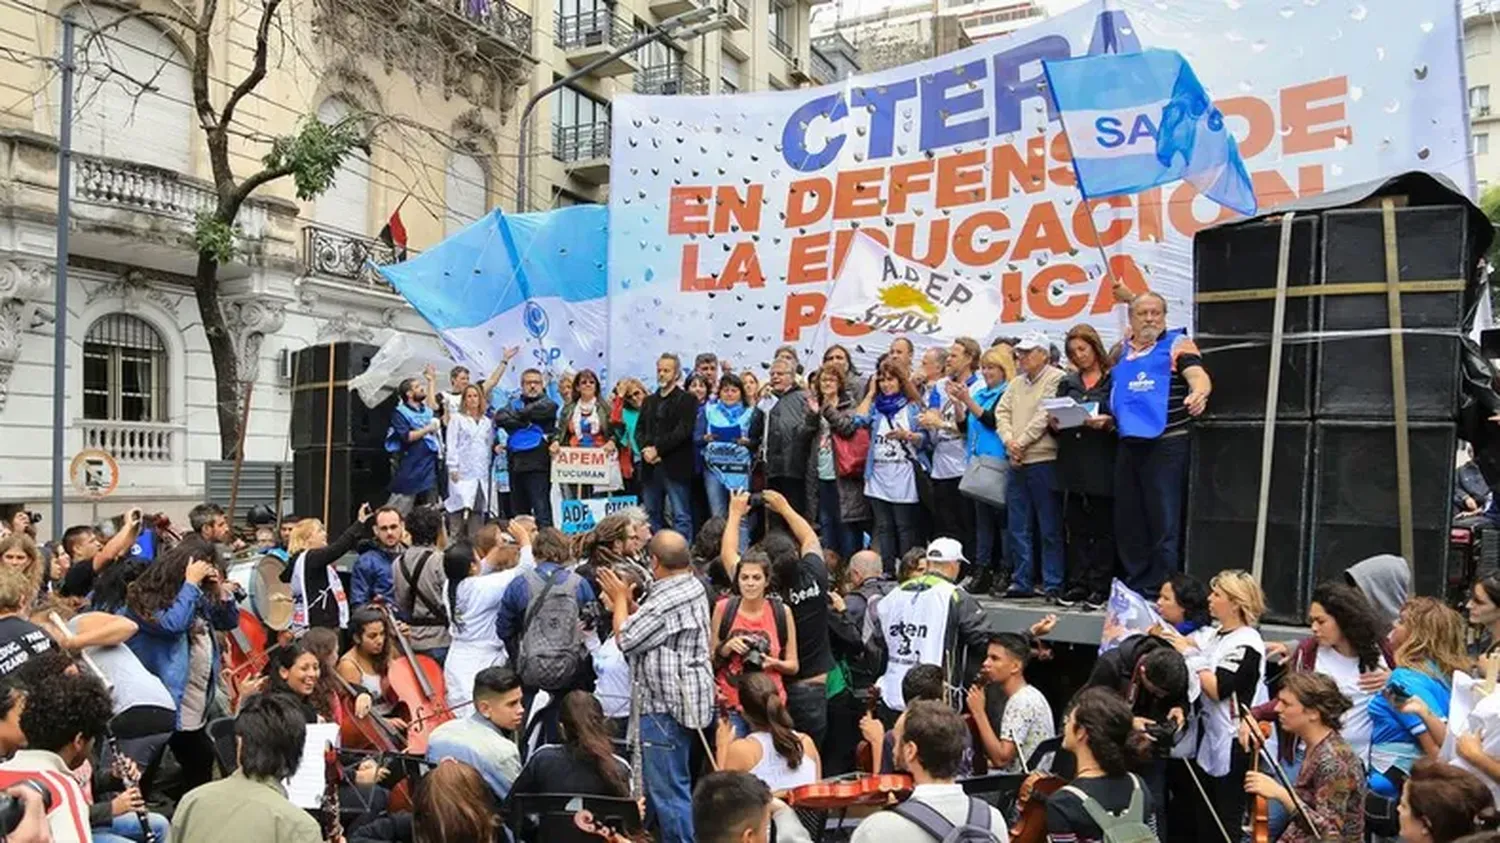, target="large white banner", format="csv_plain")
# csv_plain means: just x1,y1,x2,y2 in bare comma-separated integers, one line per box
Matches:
607,0,1469,378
